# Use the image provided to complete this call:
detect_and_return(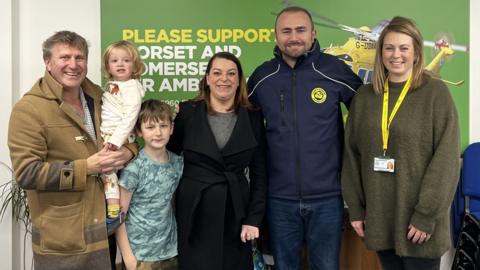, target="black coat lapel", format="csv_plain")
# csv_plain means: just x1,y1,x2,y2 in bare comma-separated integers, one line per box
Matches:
221,107,258,157
182,102,225,164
